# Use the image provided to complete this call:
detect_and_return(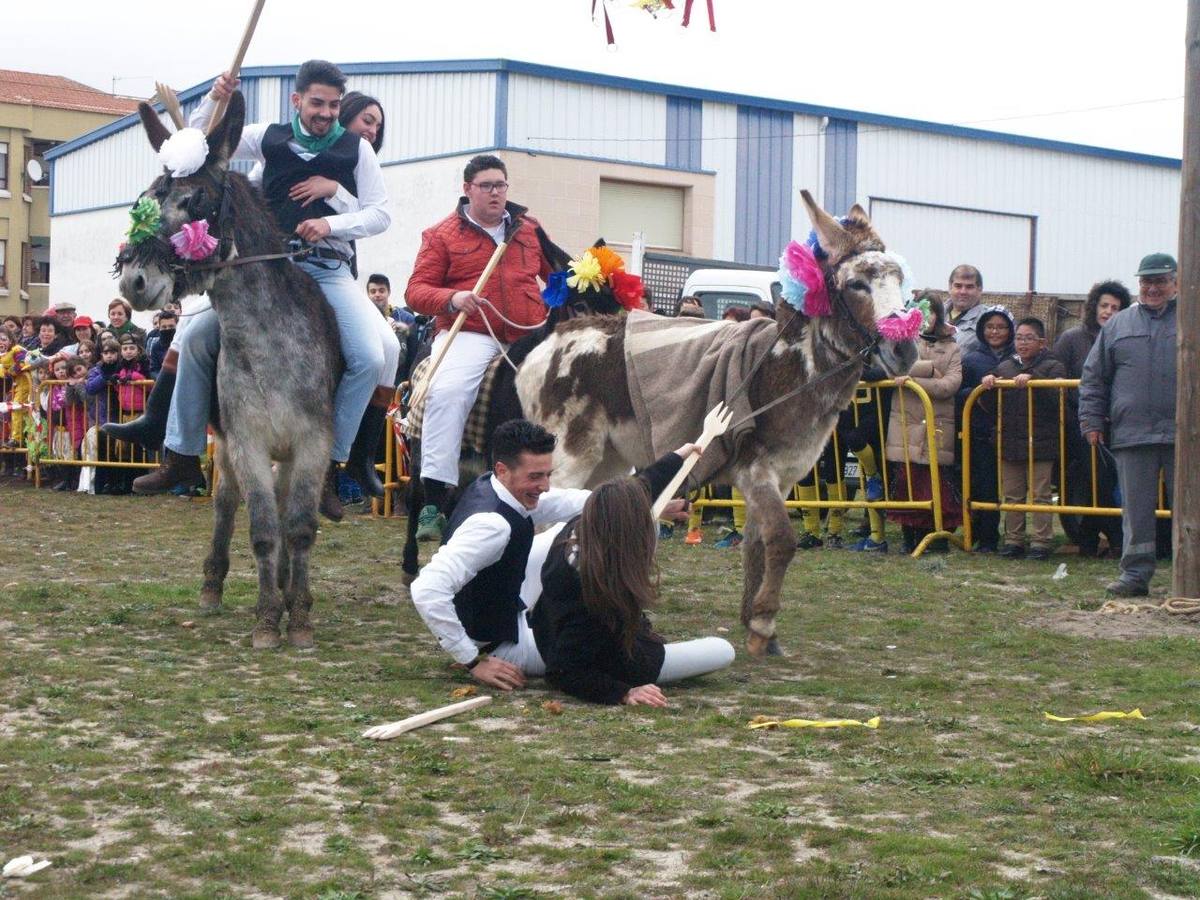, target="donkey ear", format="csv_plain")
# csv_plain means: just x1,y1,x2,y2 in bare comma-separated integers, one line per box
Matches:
844,203,871,227
205,91,246,171
800,189,851,261
138,102,172,153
